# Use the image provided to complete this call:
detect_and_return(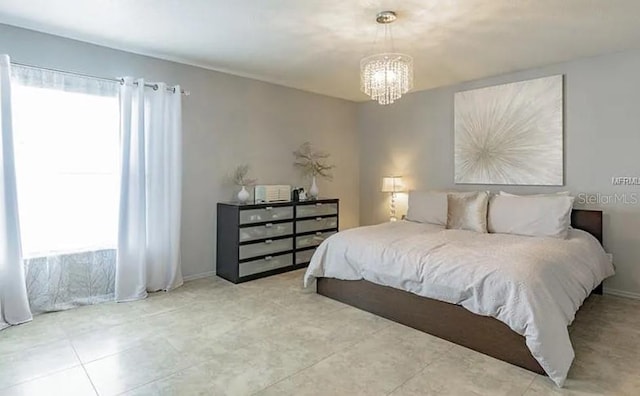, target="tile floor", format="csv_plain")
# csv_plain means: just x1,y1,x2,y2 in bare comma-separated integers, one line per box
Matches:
1,269,639,396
